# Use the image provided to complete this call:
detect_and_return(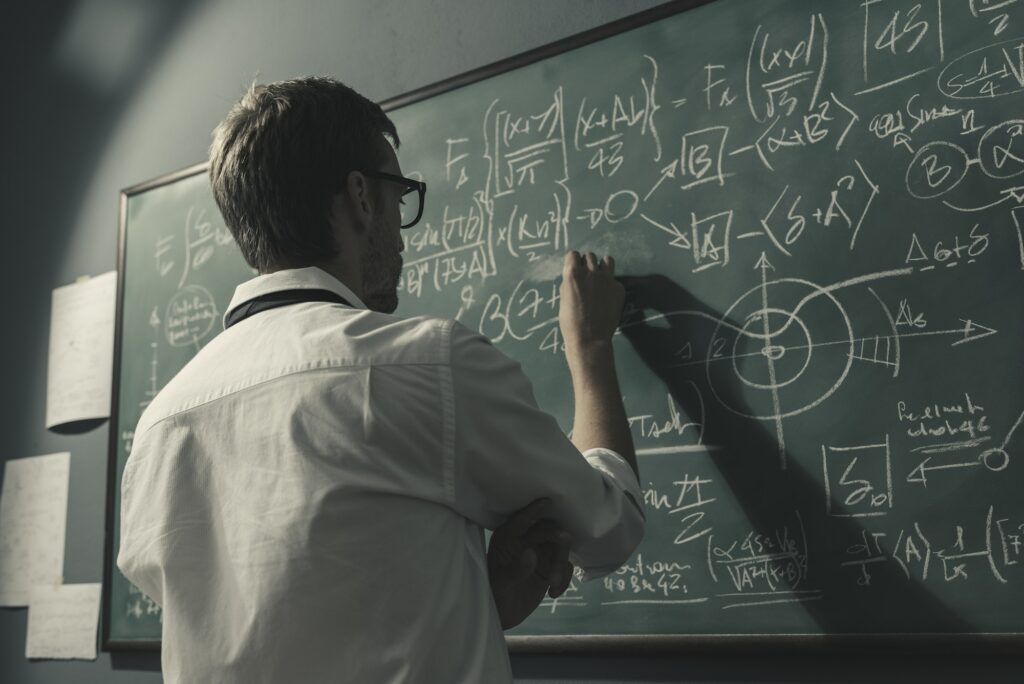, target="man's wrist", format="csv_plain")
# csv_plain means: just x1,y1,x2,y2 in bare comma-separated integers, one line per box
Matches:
565,339,615,374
